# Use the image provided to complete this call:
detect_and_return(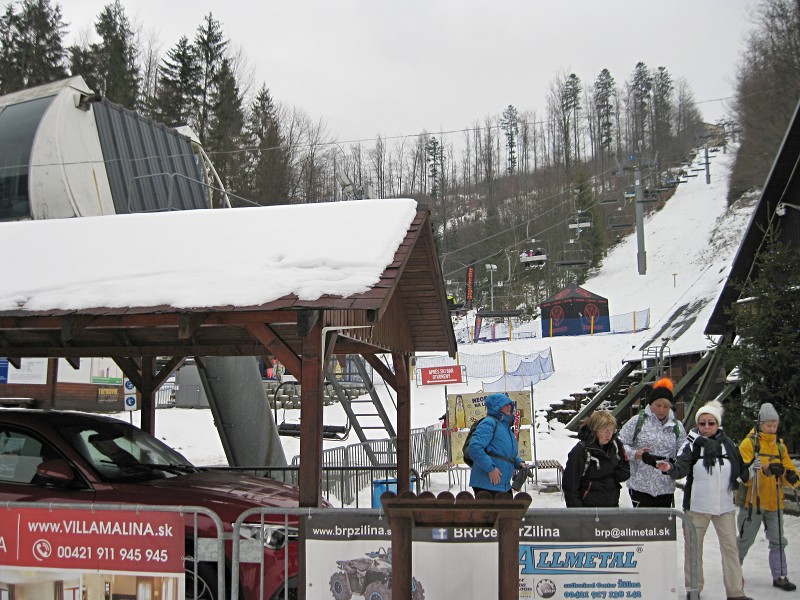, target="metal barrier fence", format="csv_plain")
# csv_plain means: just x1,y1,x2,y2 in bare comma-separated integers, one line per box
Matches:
230,505,702,600
2,503,701,600
1,501,226,600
